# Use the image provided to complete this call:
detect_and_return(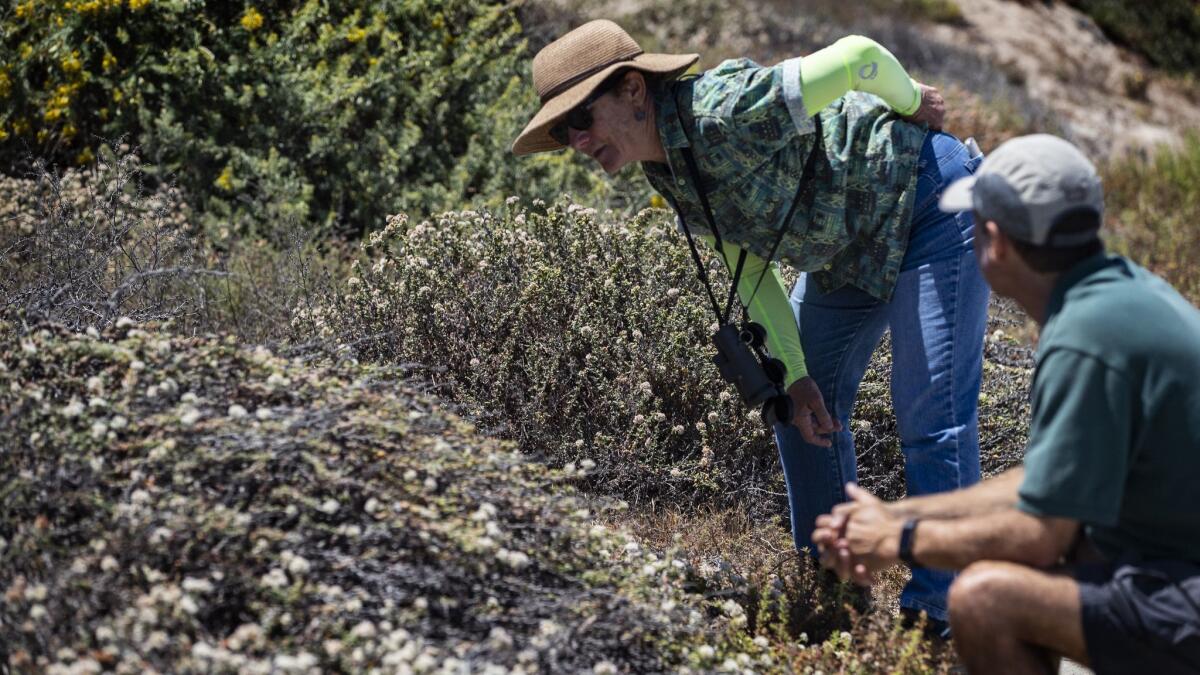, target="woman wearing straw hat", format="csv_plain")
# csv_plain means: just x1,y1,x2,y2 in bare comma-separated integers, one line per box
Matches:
512,19,988,632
